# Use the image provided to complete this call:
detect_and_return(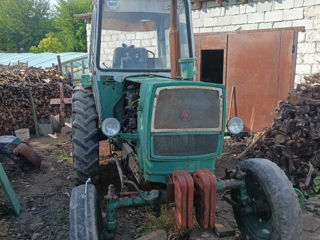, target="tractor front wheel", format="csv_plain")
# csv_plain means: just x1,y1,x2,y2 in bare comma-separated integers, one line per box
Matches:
72,87,99,185
70,184,103,240
231,158,302,240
